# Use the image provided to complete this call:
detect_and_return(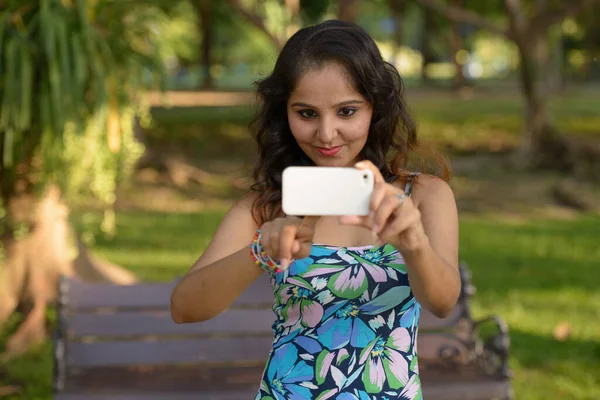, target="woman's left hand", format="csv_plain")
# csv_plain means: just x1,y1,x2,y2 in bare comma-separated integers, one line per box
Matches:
339,160,429,256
